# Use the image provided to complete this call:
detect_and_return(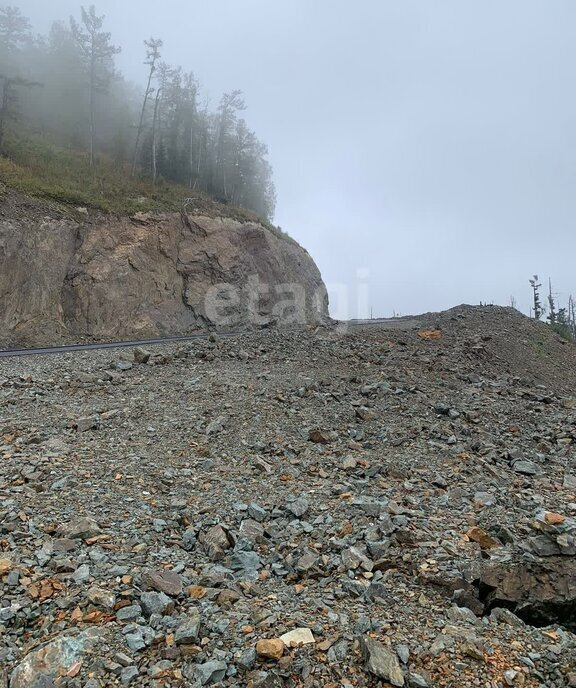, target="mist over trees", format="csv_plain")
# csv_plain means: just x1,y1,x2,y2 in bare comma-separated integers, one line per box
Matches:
0,4,276,219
